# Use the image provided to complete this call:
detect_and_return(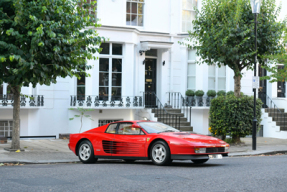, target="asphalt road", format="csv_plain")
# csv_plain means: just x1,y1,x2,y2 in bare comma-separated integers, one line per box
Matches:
0,155,287,192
